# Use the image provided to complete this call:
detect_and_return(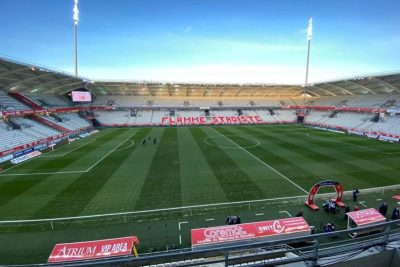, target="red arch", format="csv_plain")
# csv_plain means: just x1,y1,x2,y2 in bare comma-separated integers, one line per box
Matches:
305,180,345,210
